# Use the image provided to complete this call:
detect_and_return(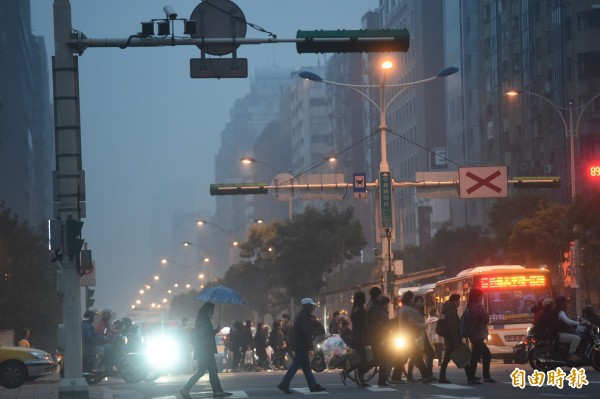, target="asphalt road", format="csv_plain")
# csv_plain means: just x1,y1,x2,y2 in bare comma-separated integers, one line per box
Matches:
100,361,599,399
